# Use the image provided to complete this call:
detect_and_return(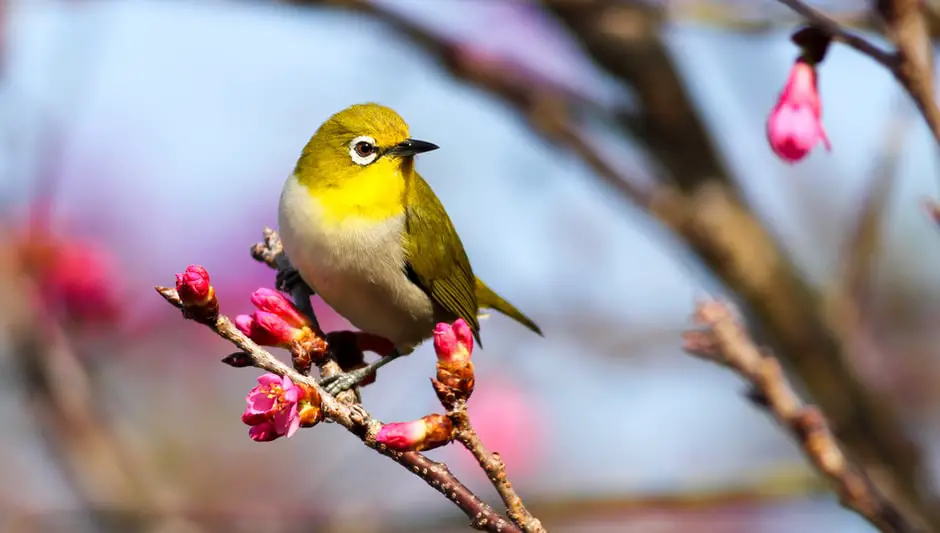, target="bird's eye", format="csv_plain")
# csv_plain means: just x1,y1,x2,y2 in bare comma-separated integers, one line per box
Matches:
354,141,374,157
348,135,379,166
